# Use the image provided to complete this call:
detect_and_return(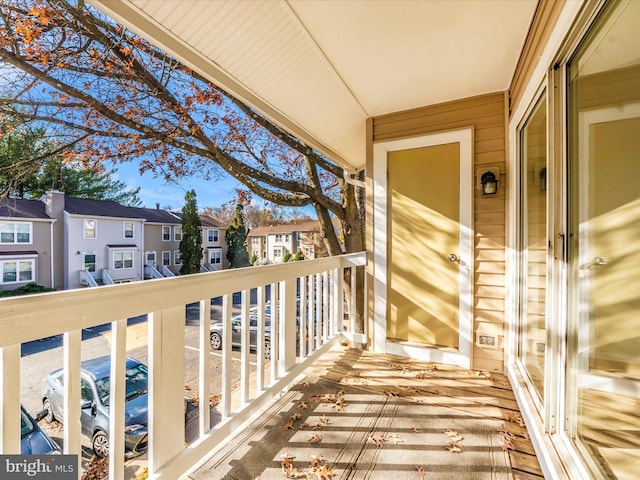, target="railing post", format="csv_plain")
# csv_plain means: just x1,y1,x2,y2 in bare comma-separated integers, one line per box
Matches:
198,299,210,436
109,319,127,480
0,345,20,454
148,307,185,474
221,294,232,419
333,268,343,335
256,286,265,391
270,284,278,381
240,290,250,405
63,330,82,458
280,279,297,372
